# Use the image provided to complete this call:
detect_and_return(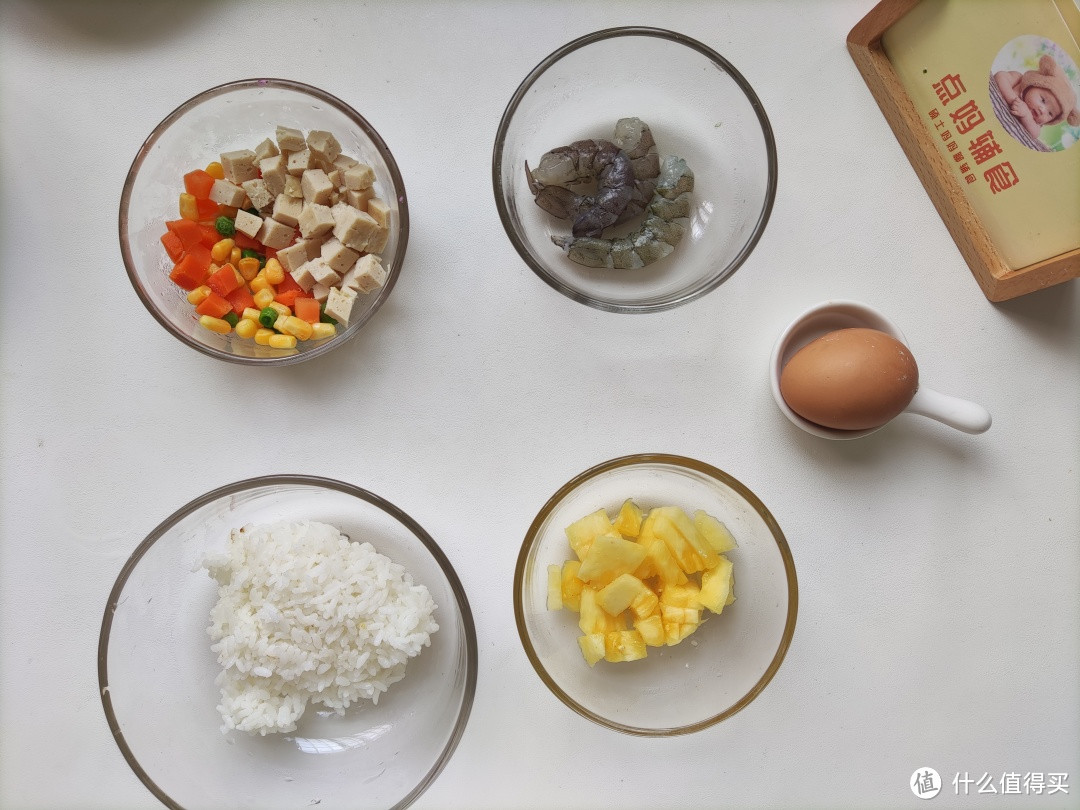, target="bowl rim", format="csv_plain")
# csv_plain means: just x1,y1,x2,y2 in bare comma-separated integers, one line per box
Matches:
492,26,779,314
119,78,410,366
97,474,477,810
513,453,798,736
